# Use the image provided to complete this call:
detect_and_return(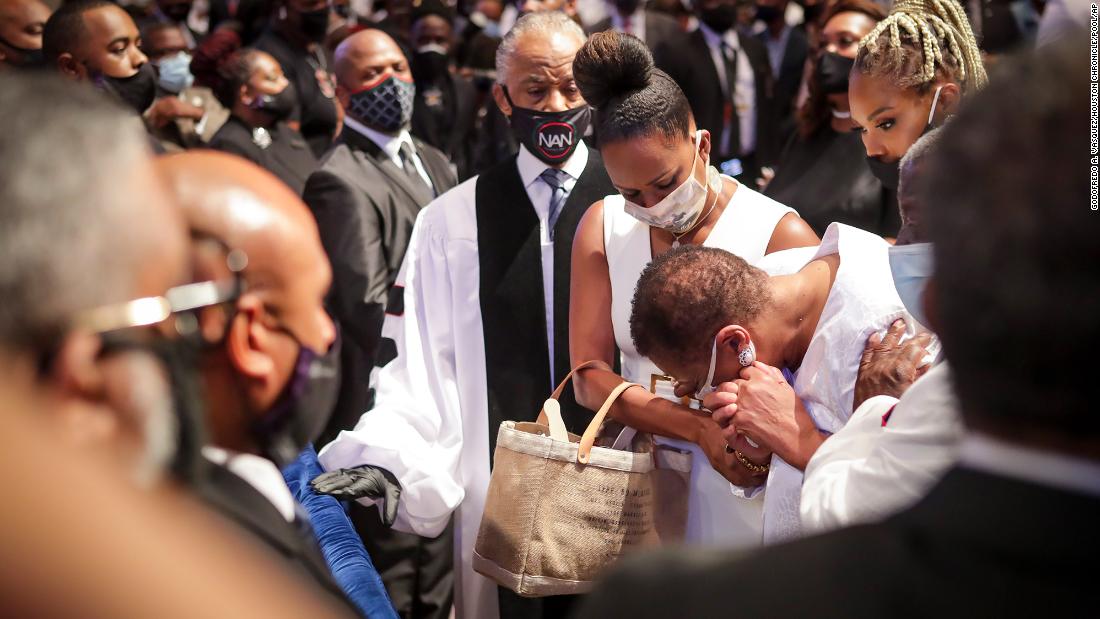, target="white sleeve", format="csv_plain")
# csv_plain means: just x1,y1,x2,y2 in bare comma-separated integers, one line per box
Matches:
318,211,465,538
799,395,897,533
